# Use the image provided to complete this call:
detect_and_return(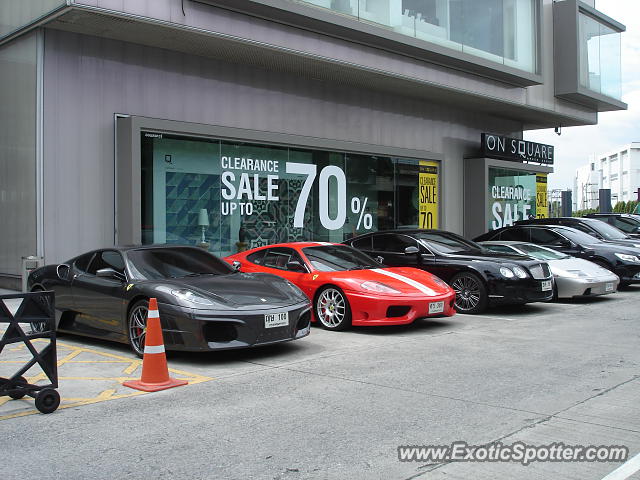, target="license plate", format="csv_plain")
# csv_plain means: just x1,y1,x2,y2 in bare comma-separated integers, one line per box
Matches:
605,282,614,292
429,301,444,314
264,312,289,328
541,280,552,291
